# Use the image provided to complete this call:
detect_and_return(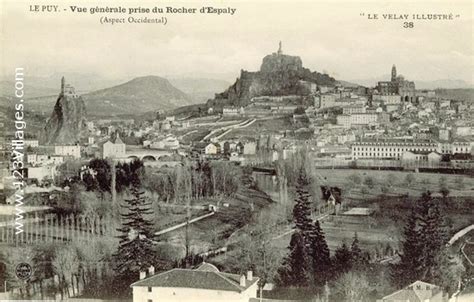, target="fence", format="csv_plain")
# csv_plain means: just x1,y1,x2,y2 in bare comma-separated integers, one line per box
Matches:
0,213,116,244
